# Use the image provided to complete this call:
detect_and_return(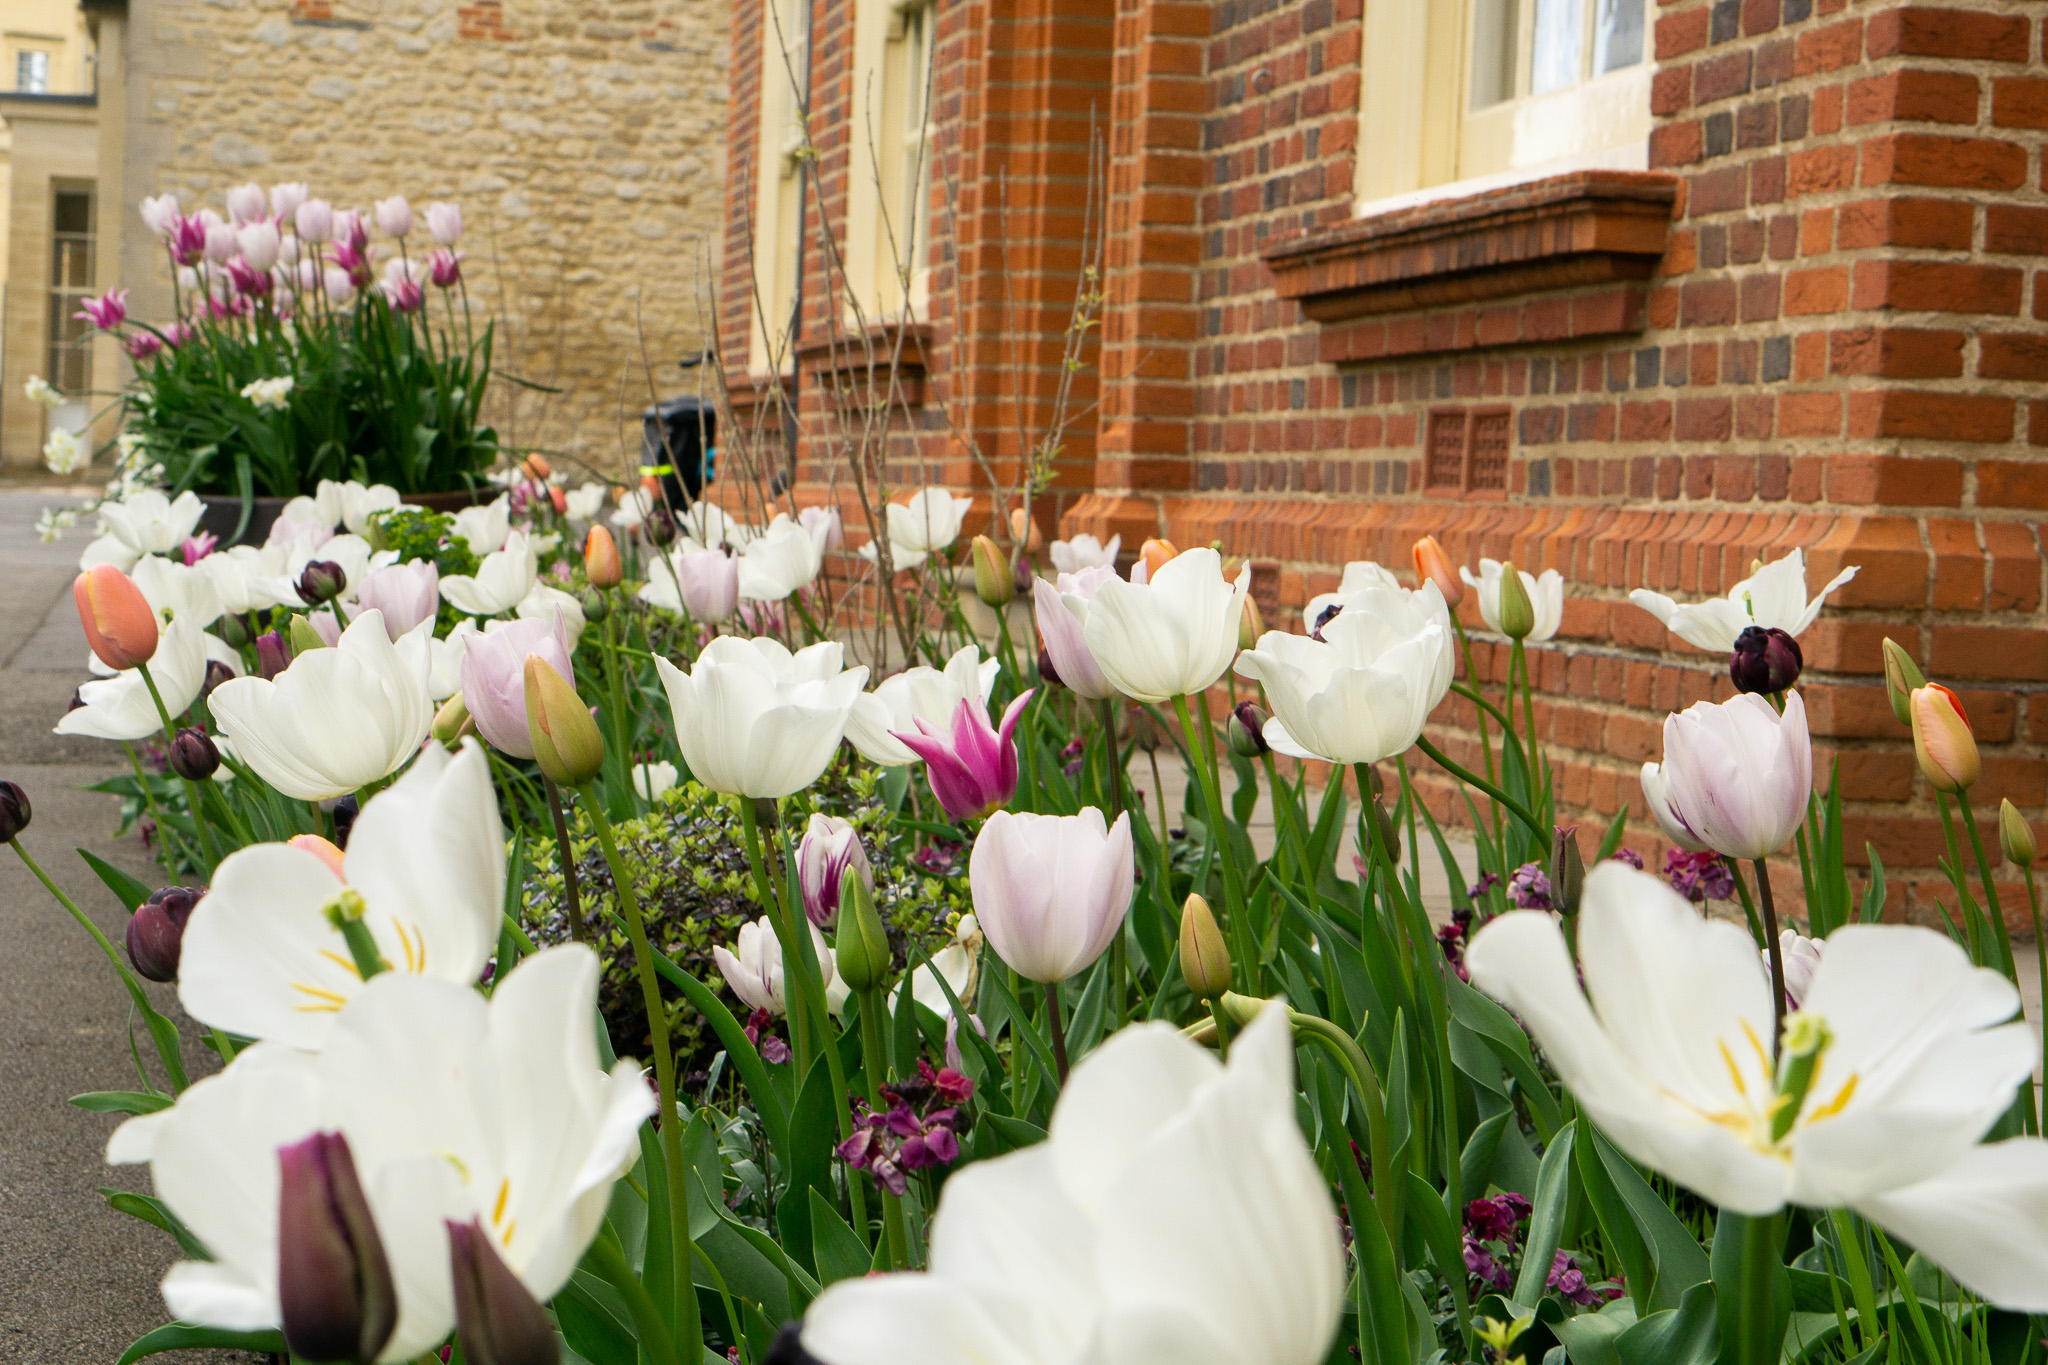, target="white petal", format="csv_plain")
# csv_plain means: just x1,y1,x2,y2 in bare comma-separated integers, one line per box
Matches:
1854,1139,2048,1312
1048,1021,1221,1215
